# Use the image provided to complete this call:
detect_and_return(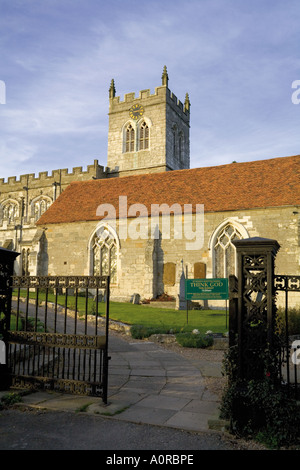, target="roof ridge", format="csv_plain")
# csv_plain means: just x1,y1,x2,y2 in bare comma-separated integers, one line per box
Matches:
36,153,300,226
66,153,300,187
